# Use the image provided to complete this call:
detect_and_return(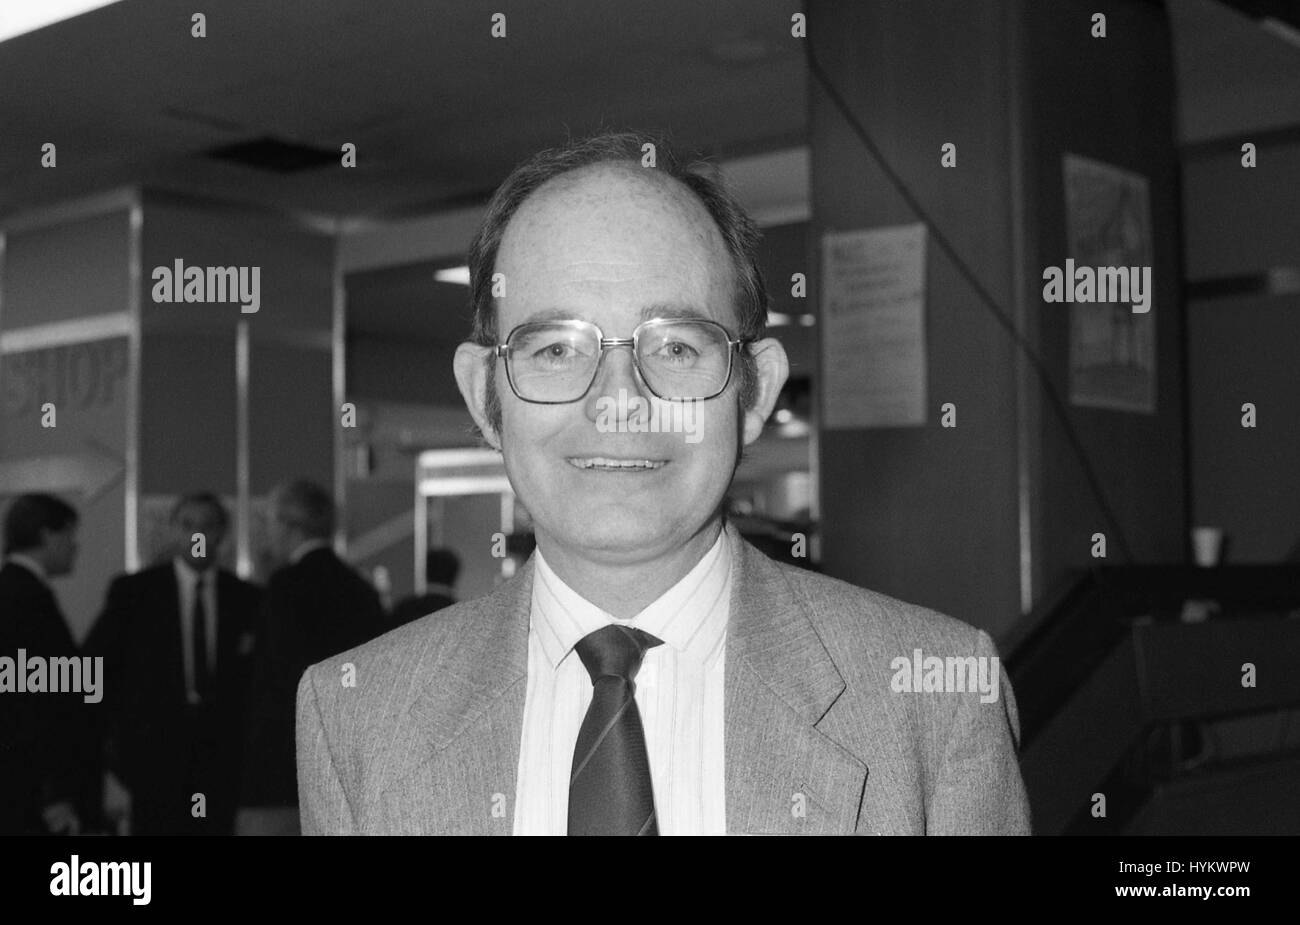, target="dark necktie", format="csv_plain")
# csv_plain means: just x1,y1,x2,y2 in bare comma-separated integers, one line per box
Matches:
193,575,212,702
568,624,663,836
